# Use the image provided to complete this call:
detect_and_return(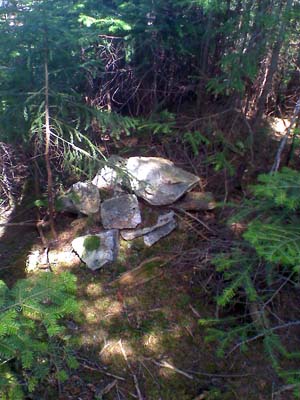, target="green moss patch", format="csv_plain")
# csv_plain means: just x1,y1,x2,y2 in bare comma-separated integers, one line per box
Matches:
69,191,81,204
83,235,100,251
